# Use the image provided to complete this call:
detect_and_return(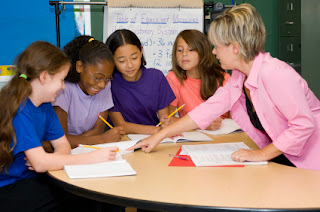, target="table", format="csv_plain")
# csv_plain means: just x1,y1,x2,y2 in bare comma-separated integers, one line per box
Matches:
48,132,320,211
